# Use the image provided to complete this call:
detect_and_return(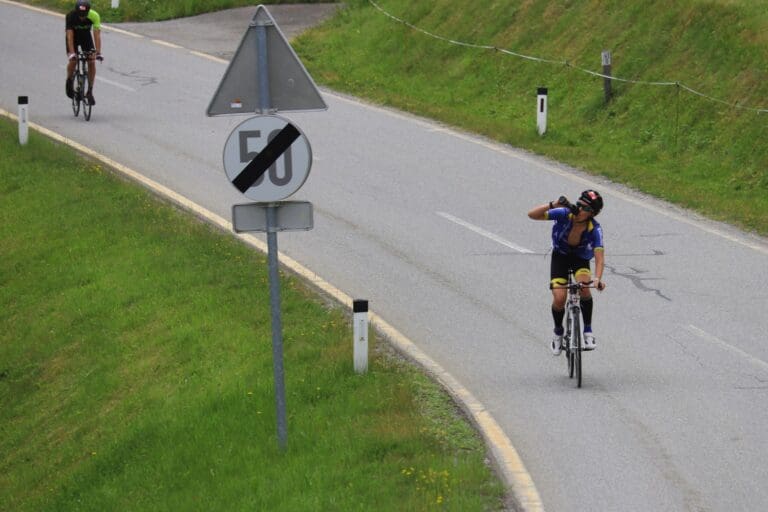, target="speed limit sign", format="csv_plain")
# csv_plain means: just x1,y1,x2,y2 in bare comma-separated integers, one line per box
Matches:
222,115,312,201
